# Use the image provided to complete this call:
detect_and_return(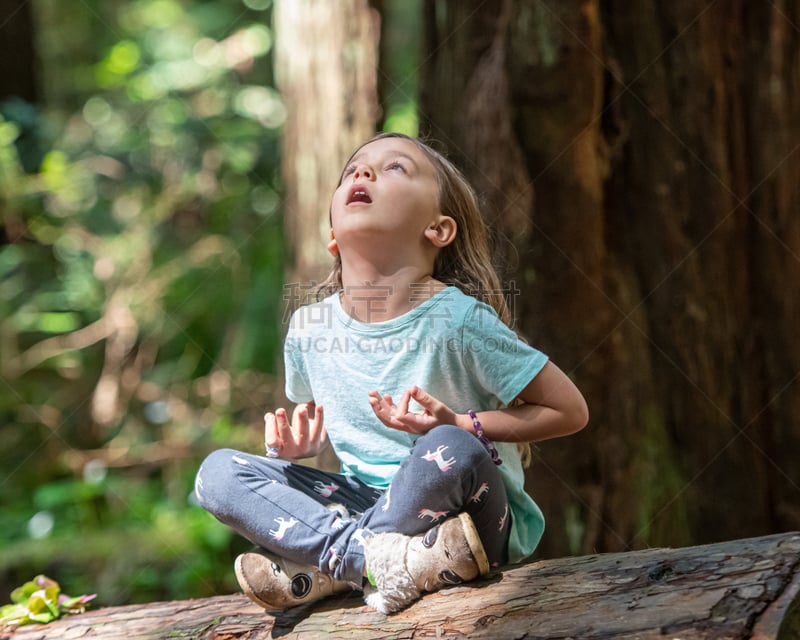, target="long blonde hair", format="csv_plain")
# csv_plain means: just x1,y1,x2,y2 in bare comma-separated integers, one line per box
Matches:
318,133,531,465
